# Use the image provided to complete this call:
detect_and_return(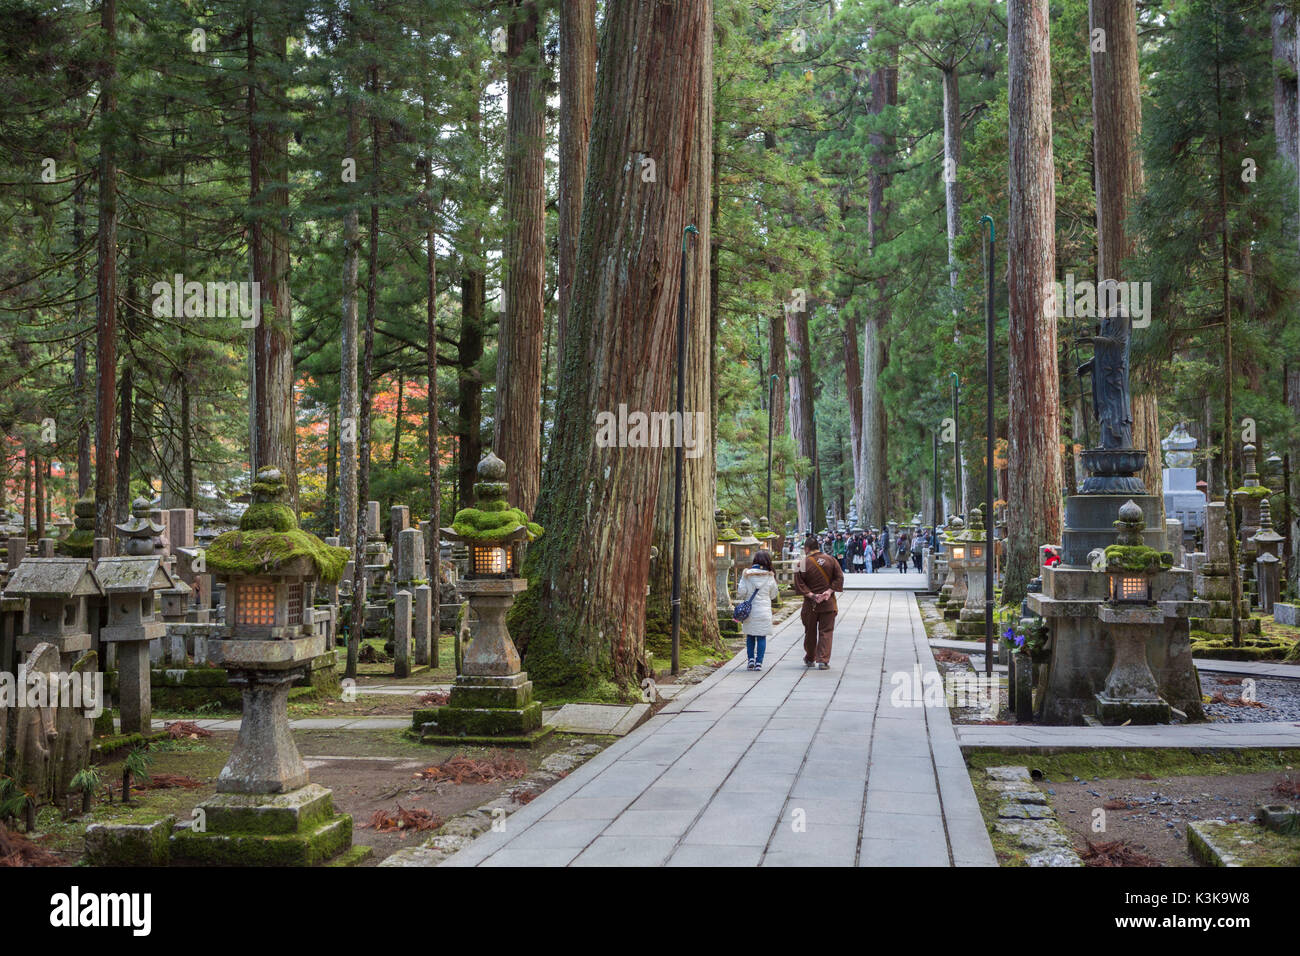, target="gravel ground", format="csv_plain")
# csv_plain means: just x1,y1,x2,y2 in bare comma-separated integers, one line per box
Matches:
1202,672,1300,723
